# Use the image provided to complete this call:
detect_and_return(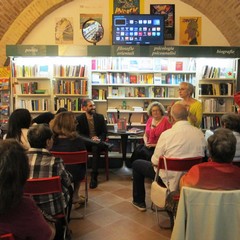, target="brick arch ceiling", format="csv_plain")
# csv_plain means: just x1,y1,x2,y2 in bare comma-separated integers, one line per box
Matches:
0,0,239,65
